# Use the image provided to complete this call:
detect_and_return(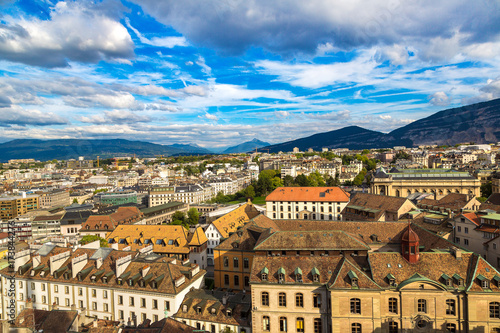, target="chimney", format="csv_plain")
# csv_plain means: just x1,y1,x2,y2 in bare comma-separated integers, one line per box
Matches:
454,248,462,260
222,294,228,305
